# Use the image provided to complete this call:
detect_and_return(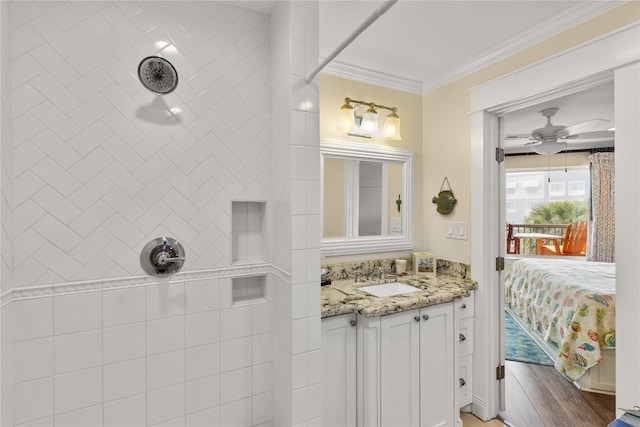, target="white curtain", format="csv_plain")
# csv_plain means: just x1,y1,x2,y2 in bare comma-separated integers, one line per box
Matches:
587,152,615,262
